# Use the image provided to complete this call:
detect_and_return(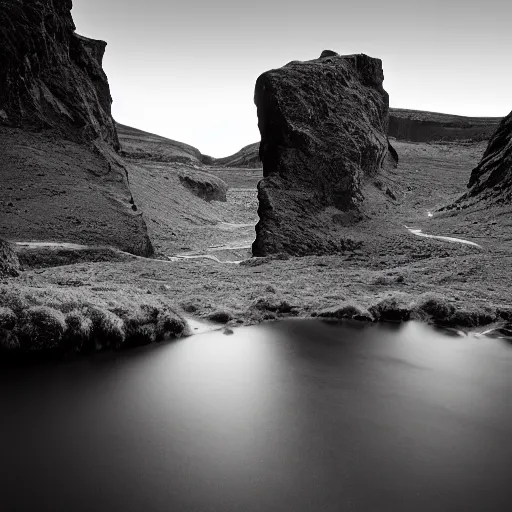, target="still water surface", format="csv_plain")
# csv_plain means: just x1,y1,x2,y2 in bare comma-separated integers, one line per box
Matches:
1,320,511,511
